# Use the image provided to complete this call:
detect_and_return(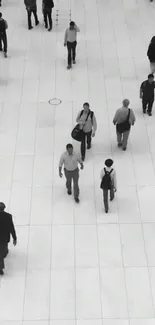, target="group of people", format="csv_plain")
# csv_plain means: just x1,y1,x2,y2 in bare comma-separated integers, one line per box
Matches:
24,0,54,31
